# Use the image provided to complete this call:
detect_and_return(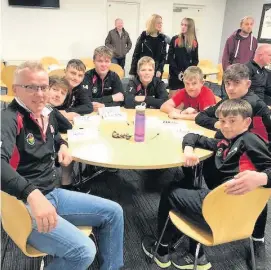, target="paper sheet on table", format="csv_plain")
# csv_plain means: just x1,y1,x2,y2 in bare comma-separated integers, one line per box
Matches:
73,115,101,128
145,117,161,128
67,128,99,142
98,106,127,121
